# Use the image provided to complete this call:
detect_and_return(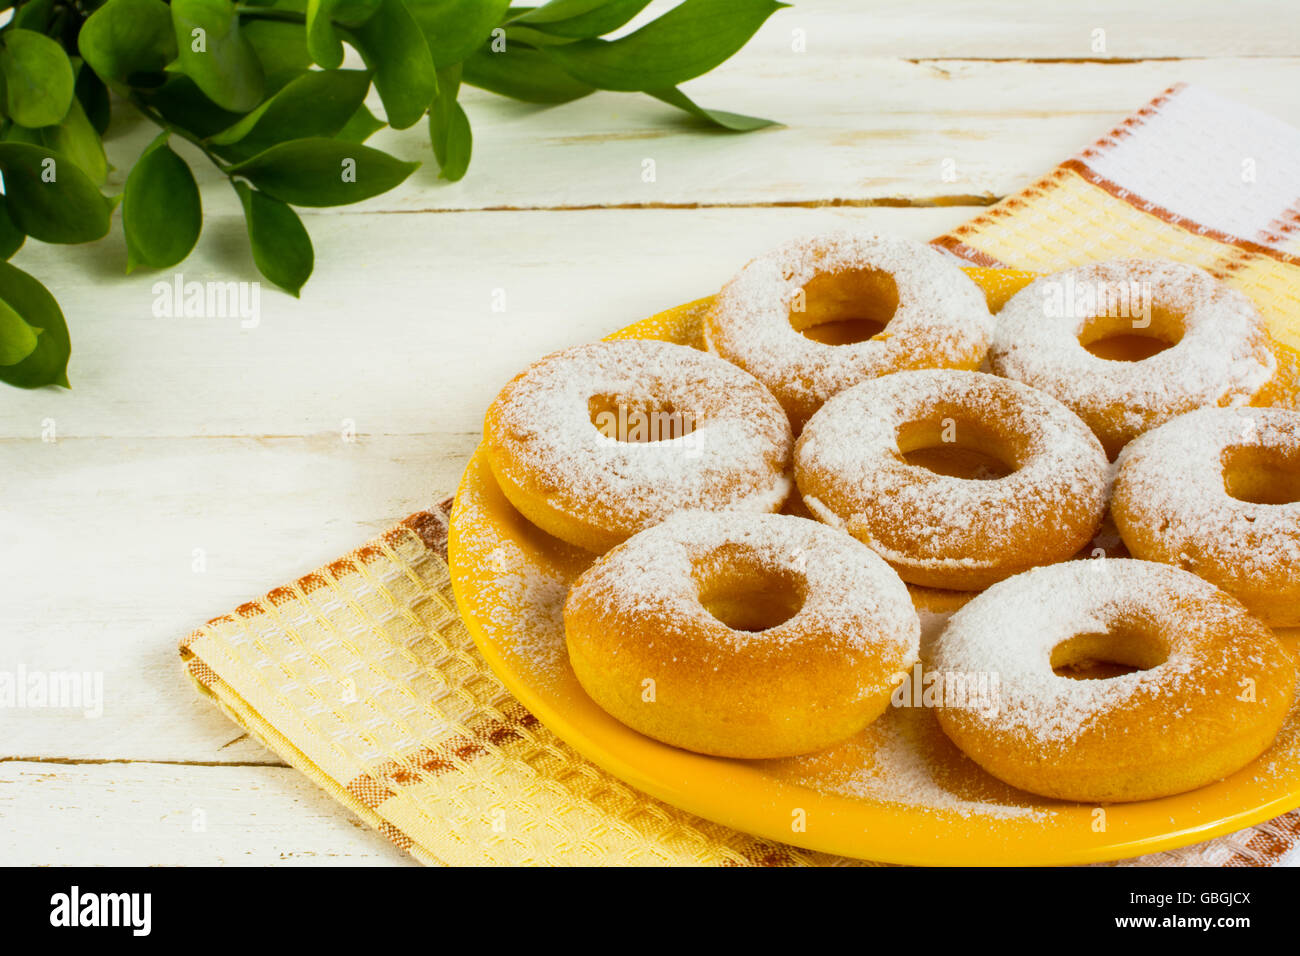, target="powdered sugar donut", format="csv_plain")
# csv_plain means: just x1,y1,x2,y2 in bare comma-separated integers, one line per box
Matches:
931,559,1295,803
564,511,920,758
484,339,792,553
795,369,1109,590
704,232,992,431
990,259,1275,458
1112,407,1300,627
